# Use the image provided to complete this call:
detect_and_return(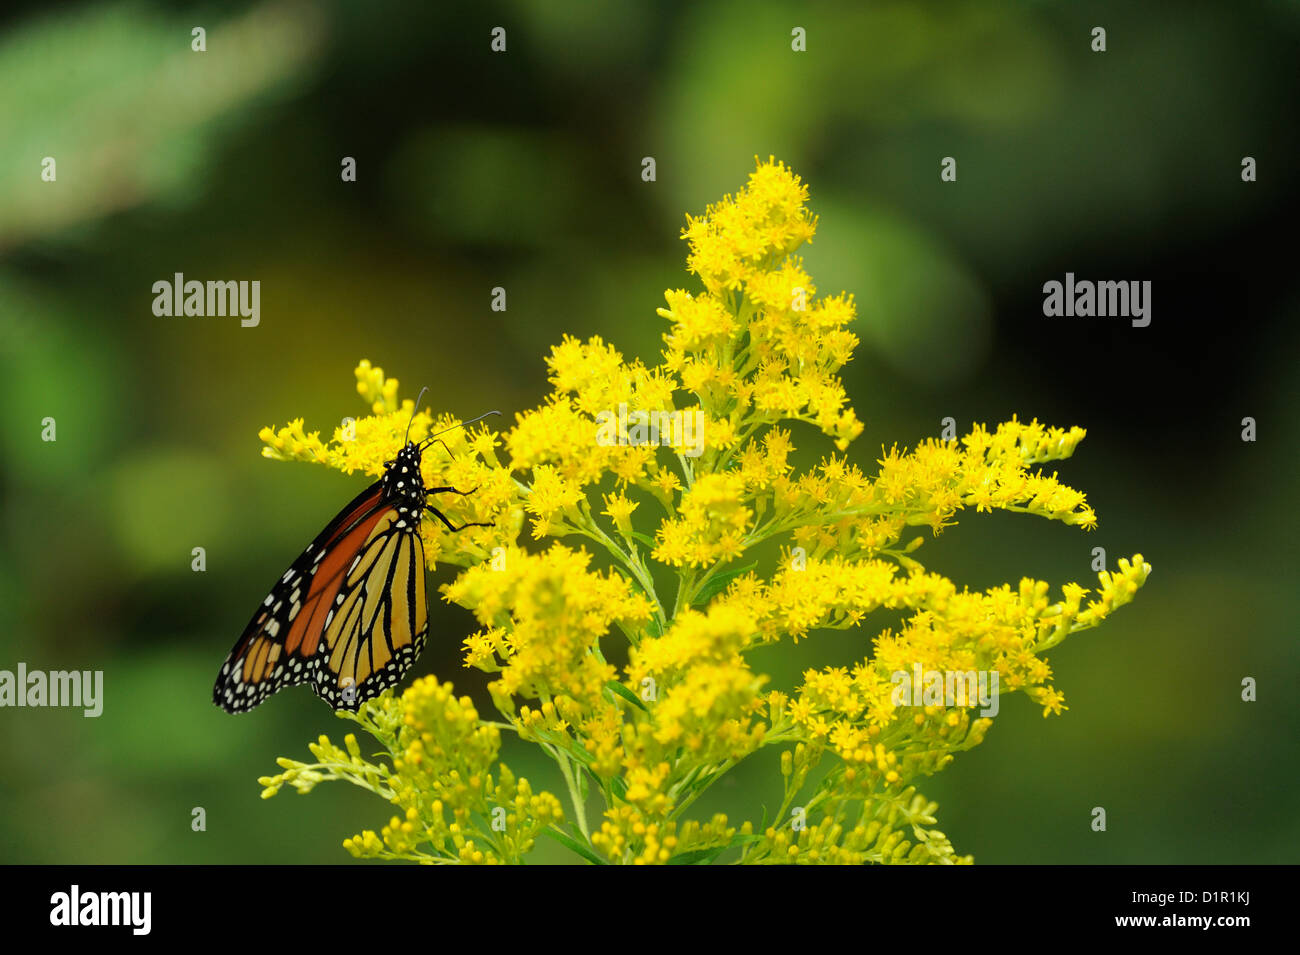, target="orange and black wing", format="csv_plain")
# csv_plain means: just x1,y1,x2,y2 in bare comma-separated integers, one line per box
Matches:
310,511,427,708
213,482,426,713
